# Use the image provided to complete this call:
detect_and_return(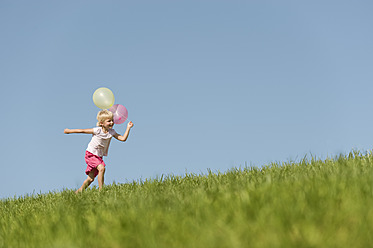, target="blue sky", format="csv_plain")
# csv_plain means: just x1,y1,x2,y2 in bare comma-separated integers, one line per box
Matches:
1,1,373,198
